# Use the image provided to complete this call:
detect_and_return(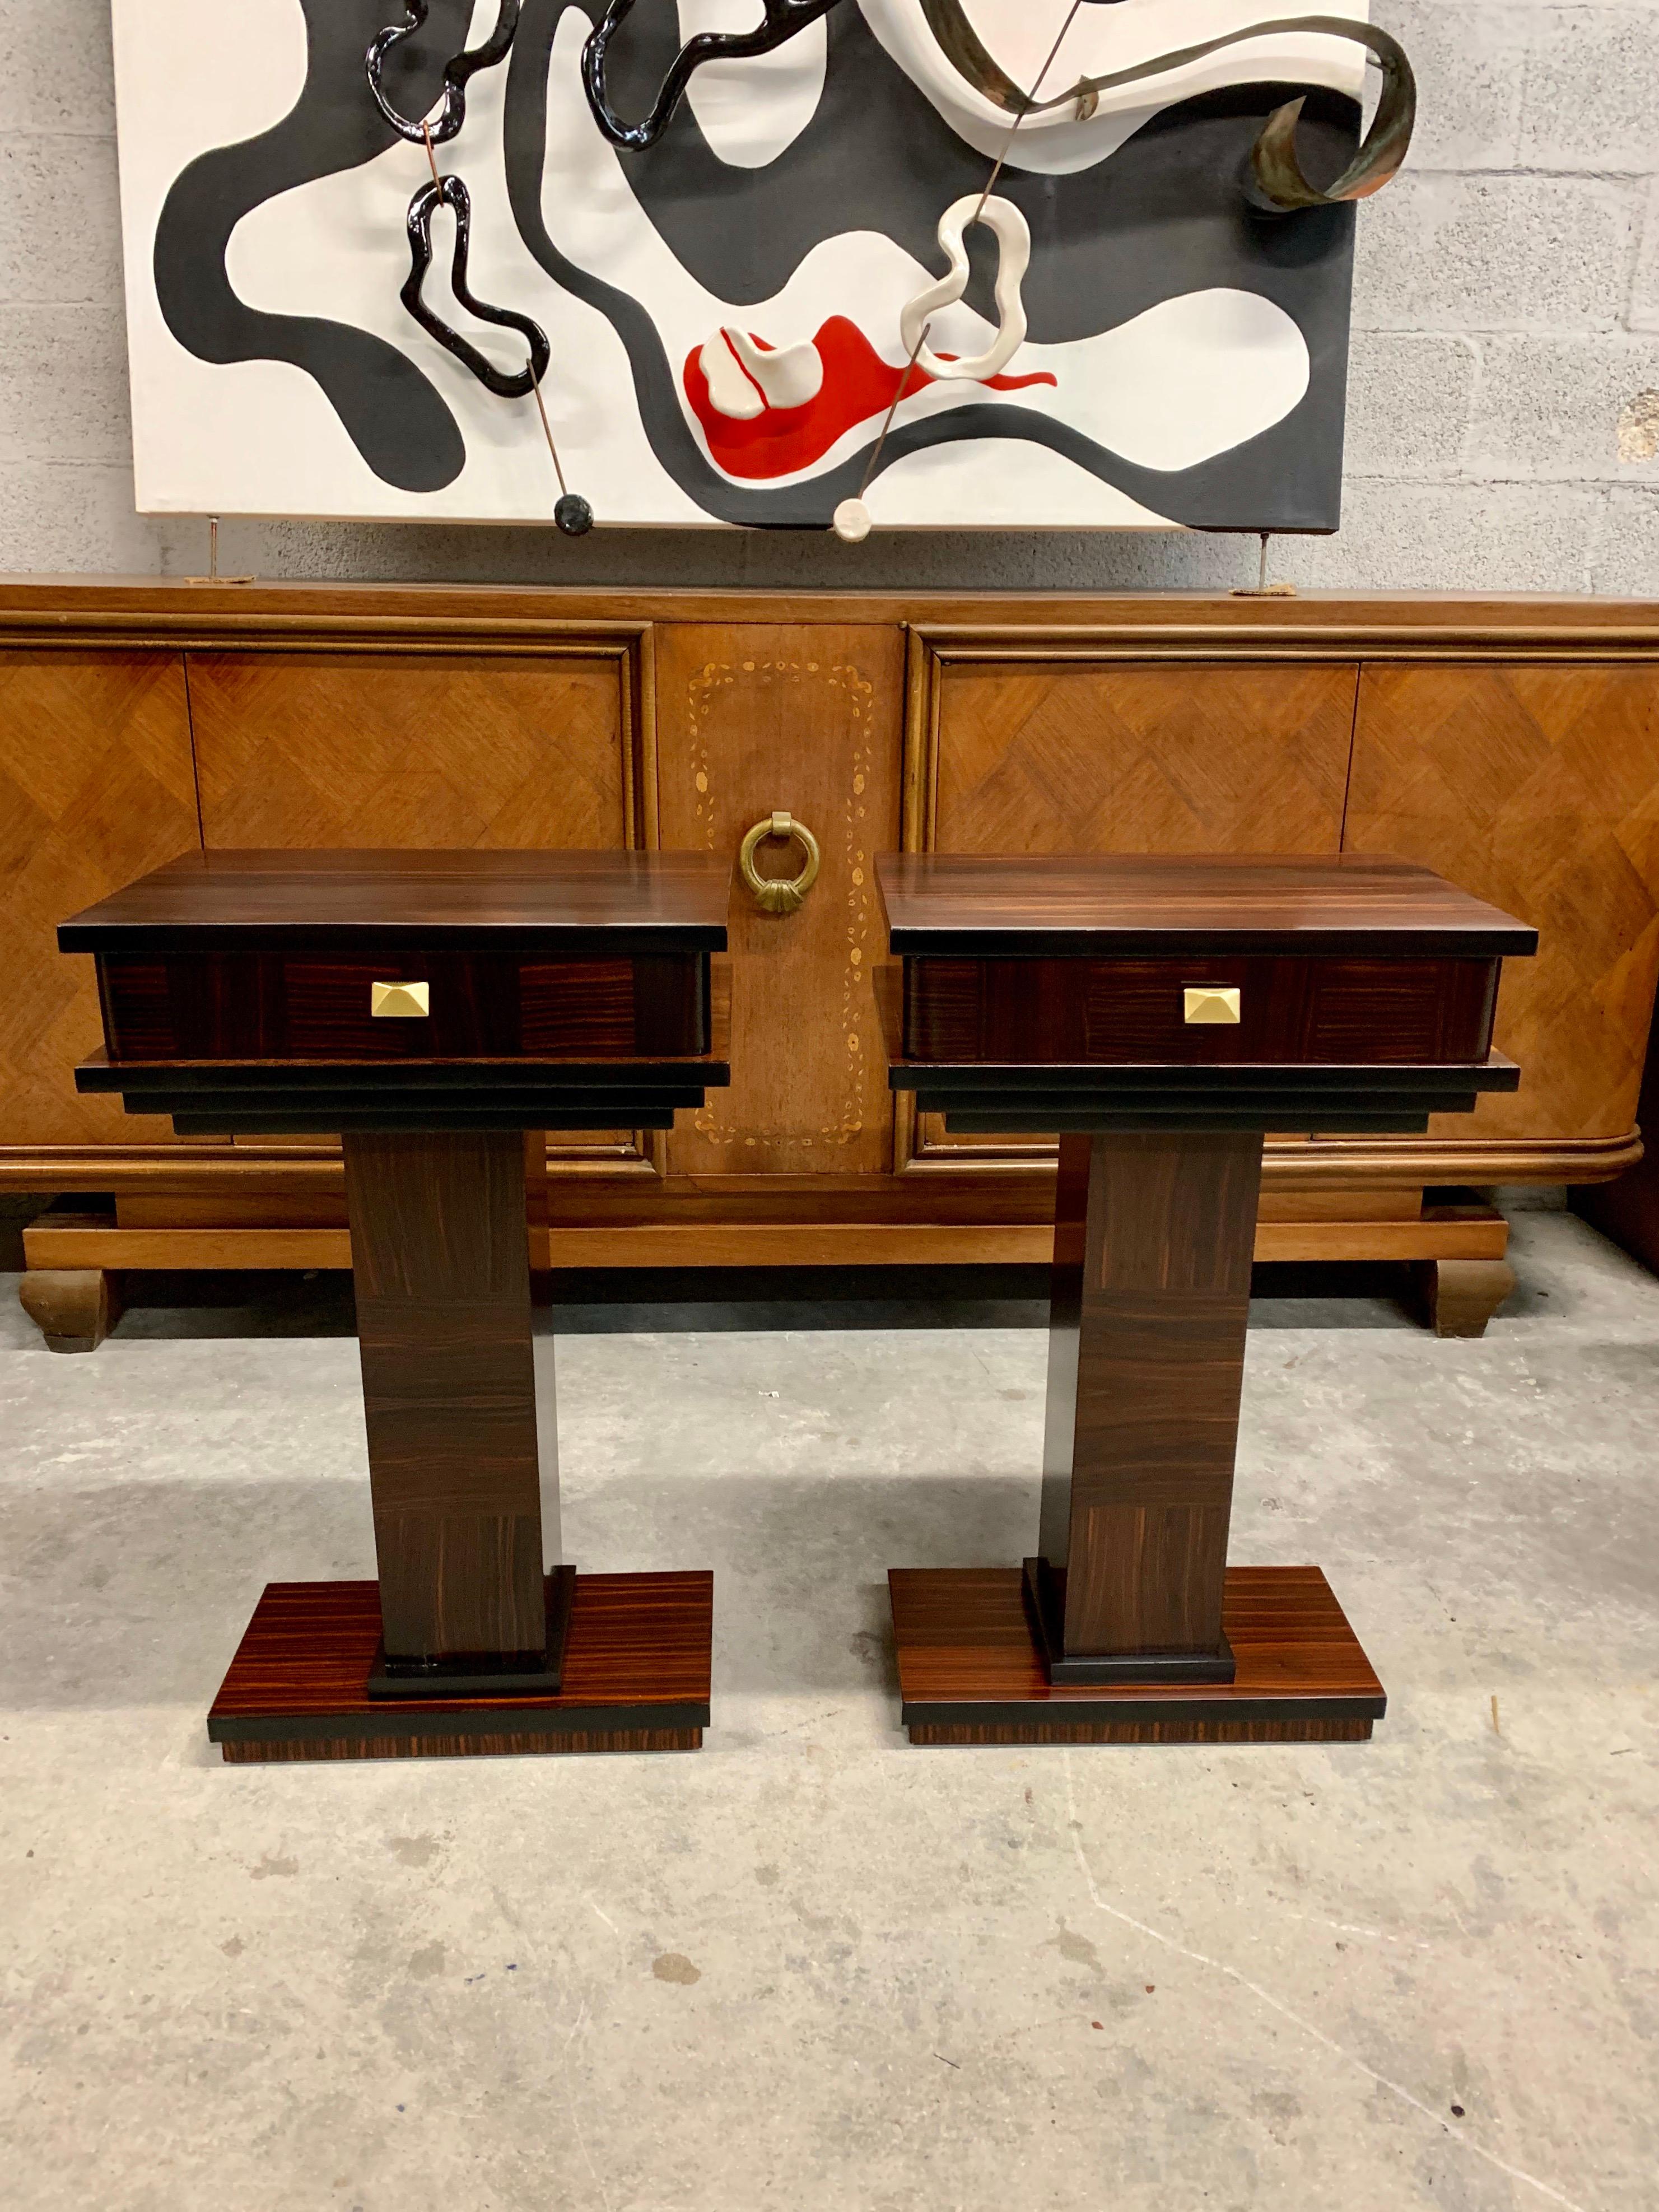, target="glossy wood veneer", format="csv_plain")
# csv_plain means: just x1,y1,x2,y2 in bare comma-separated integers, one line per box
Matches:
96,949,709,1061
345,1128,546,1669
902,953,1499,1066
875,850,1529,1736
1039,1131,1260,1662
66,853,733,1141
878,852,1538,960
58,848,731,953
209,1572,713,1759
889,1566,1384,1743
